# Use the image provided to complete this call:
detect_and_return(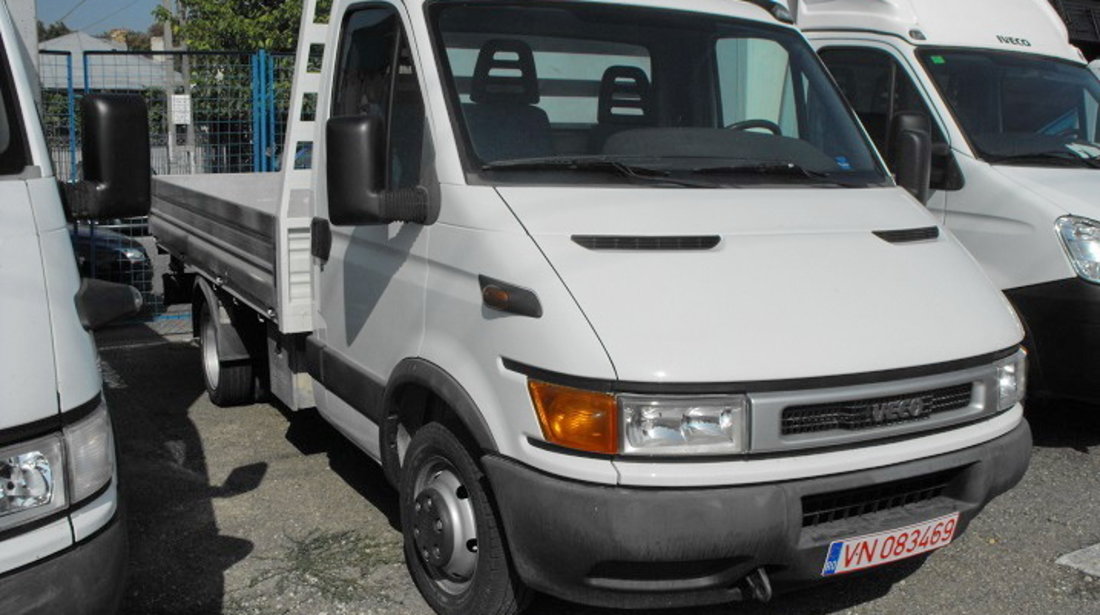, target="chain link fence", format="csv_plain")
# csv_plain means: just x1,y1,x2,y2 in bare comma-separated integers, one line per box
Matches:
39,48,291,319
